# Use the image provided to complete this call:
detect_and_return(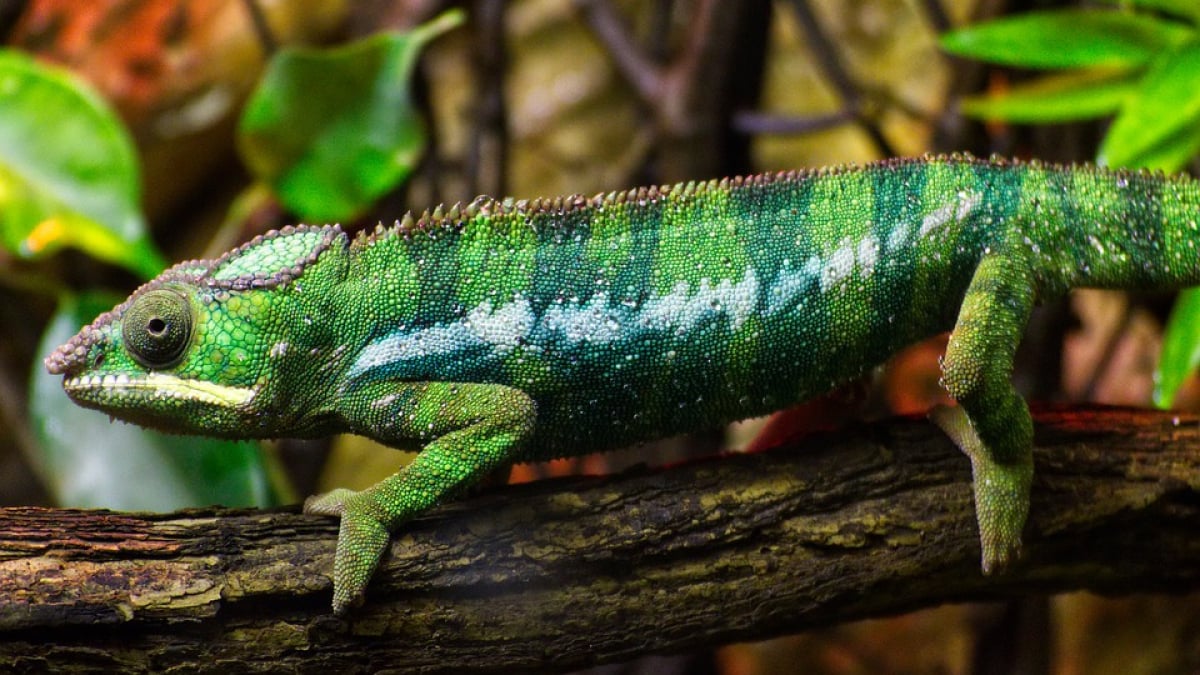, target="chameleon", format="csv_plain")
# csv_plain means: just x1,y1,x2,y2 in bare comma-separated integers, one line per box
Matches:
45,154,1200,614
